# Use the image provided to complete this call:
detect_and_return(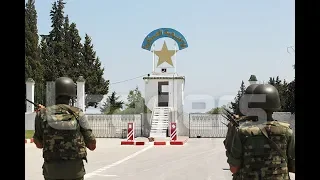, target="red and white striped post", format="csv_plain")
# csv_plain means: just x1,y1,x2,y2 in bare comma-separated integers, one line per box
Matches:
170,122,177,141
127,122,134,141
